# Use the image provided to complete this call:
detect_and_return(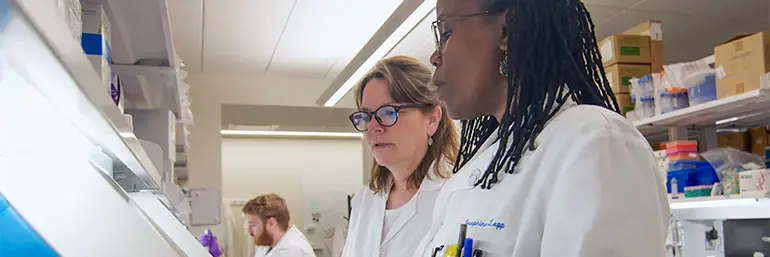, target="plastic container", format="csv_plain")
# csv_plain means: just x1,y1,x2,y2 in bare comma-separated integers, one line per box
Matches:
631,75,656,119
666,163,719,194
667,169,691,193
665,140,698,151
683,70,717,106
670,88,690,112
668,153,700,161
684,185,712,198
